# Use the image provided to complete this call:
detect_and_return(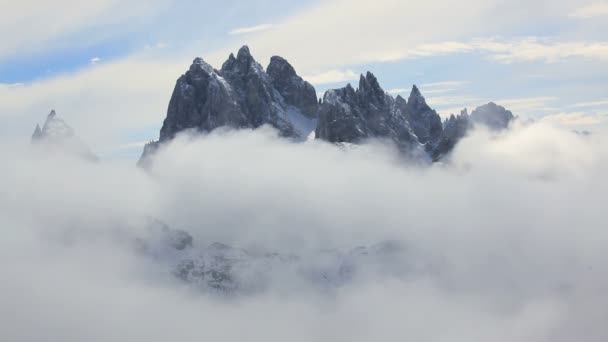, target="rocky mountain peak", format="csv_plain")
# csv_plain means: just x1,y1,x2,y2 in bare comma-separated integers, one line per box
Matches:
141,45,517,165
358,72,385,105
31,110,97,160
267,56,296,78
267,55,318,118
470,102,514,130
407,84,430,112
